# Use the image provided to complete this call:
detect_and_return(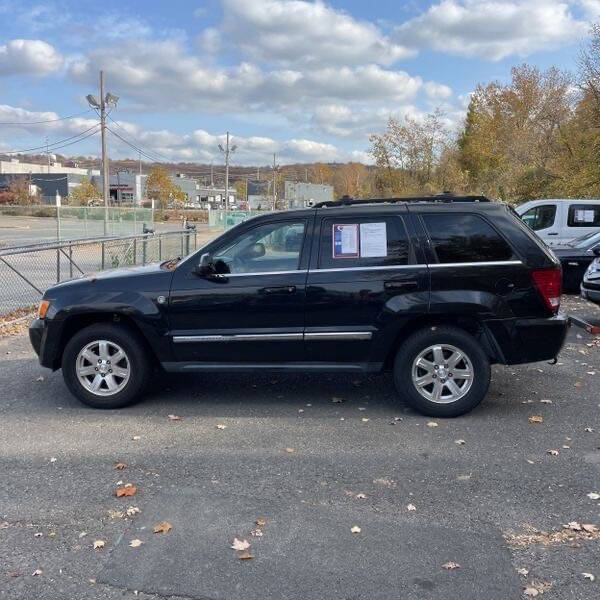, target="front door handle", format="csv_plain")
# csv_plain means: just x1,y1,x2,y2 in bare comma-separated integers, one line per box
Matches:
547,232,558,236
260,285,296,295
384,280,418,290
